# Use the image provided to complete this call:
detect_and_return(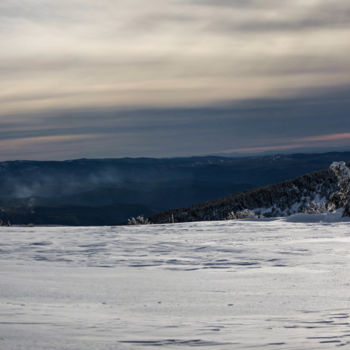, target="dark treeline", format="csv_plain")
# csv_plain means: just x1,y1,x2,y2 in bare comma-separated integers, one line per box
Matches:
149,168,339,224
